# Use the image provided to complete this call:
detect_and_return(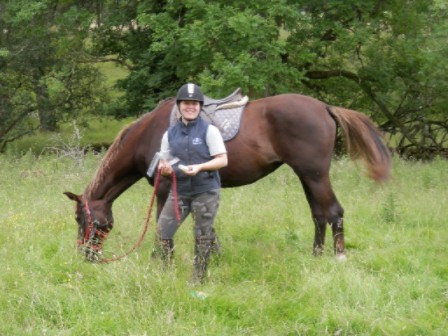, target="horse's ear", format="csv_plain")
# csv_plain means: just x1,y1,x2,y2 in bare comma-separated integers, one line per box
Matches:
63,191,82,203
